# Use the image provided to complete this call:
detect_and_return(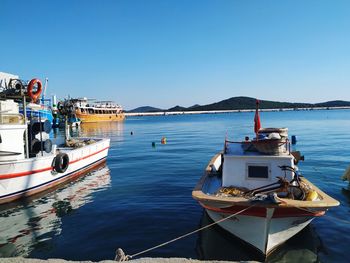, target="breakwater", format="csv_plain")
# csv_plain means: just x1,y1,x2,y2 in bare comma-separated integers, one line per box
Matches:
125,106,350,116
